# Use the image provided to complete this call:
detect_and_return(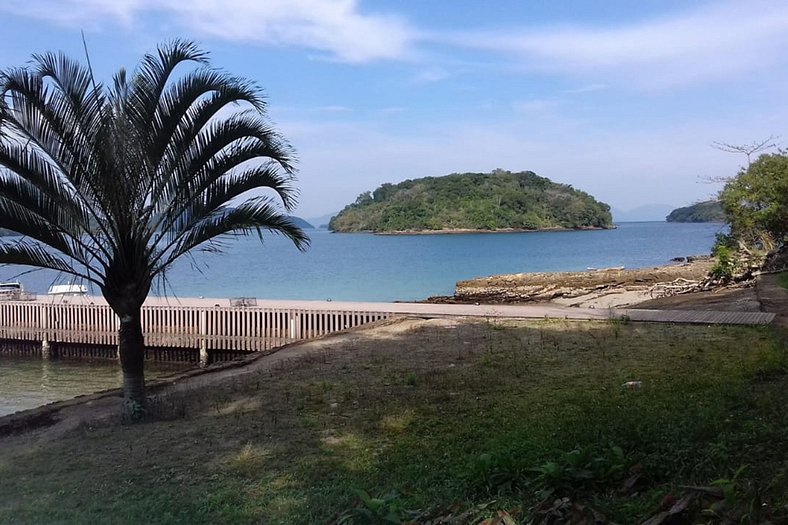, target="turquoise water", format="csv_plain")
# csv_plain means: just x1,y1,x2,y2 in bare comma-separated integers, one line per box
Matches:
0,222,725,302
